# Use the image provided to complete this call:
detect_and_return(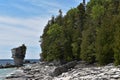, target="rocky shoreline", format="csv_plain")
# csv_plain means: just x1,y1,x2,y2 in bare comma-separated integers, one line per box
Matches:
5,61,120,80
0,60,33,69
0,64,16,69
